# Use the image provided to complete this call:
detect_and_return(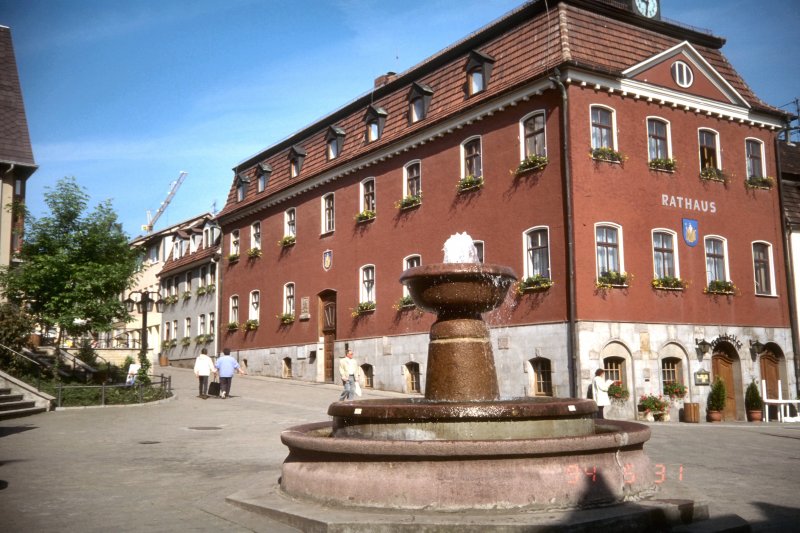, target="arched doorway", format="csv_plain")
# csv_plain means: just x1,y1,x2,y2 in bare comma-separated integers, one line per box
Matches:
711,342,742,420
319,290,337,383
760,343,787,419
